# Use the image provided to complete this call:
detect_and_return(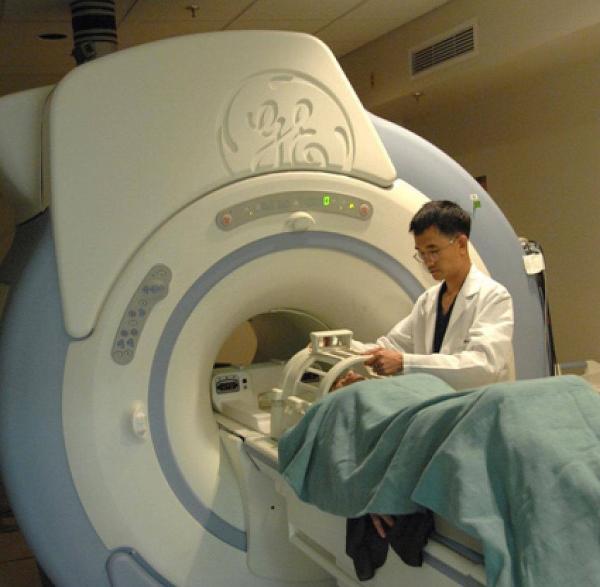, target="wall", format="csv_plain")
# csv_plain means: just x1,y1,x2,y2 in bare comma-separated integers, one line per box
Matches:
340,0,600,113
